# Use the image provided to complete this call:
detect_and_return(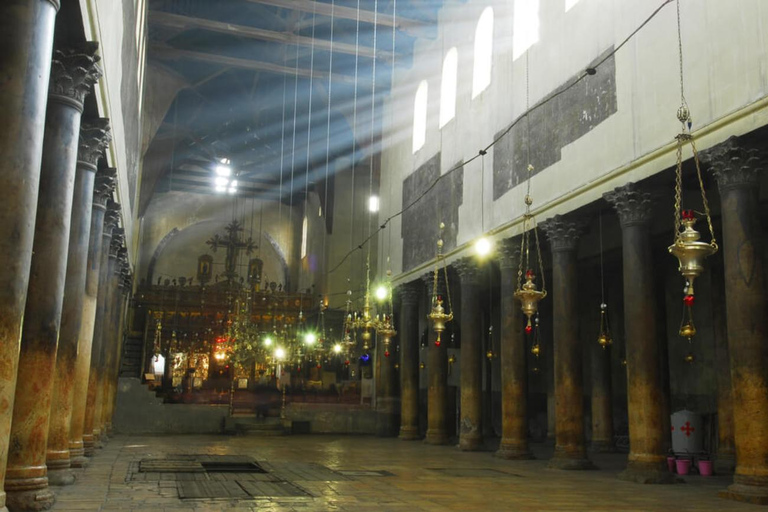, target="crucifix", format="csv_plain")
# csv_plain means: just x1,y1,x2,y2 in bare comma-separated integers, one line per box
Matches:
206,220,256,282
